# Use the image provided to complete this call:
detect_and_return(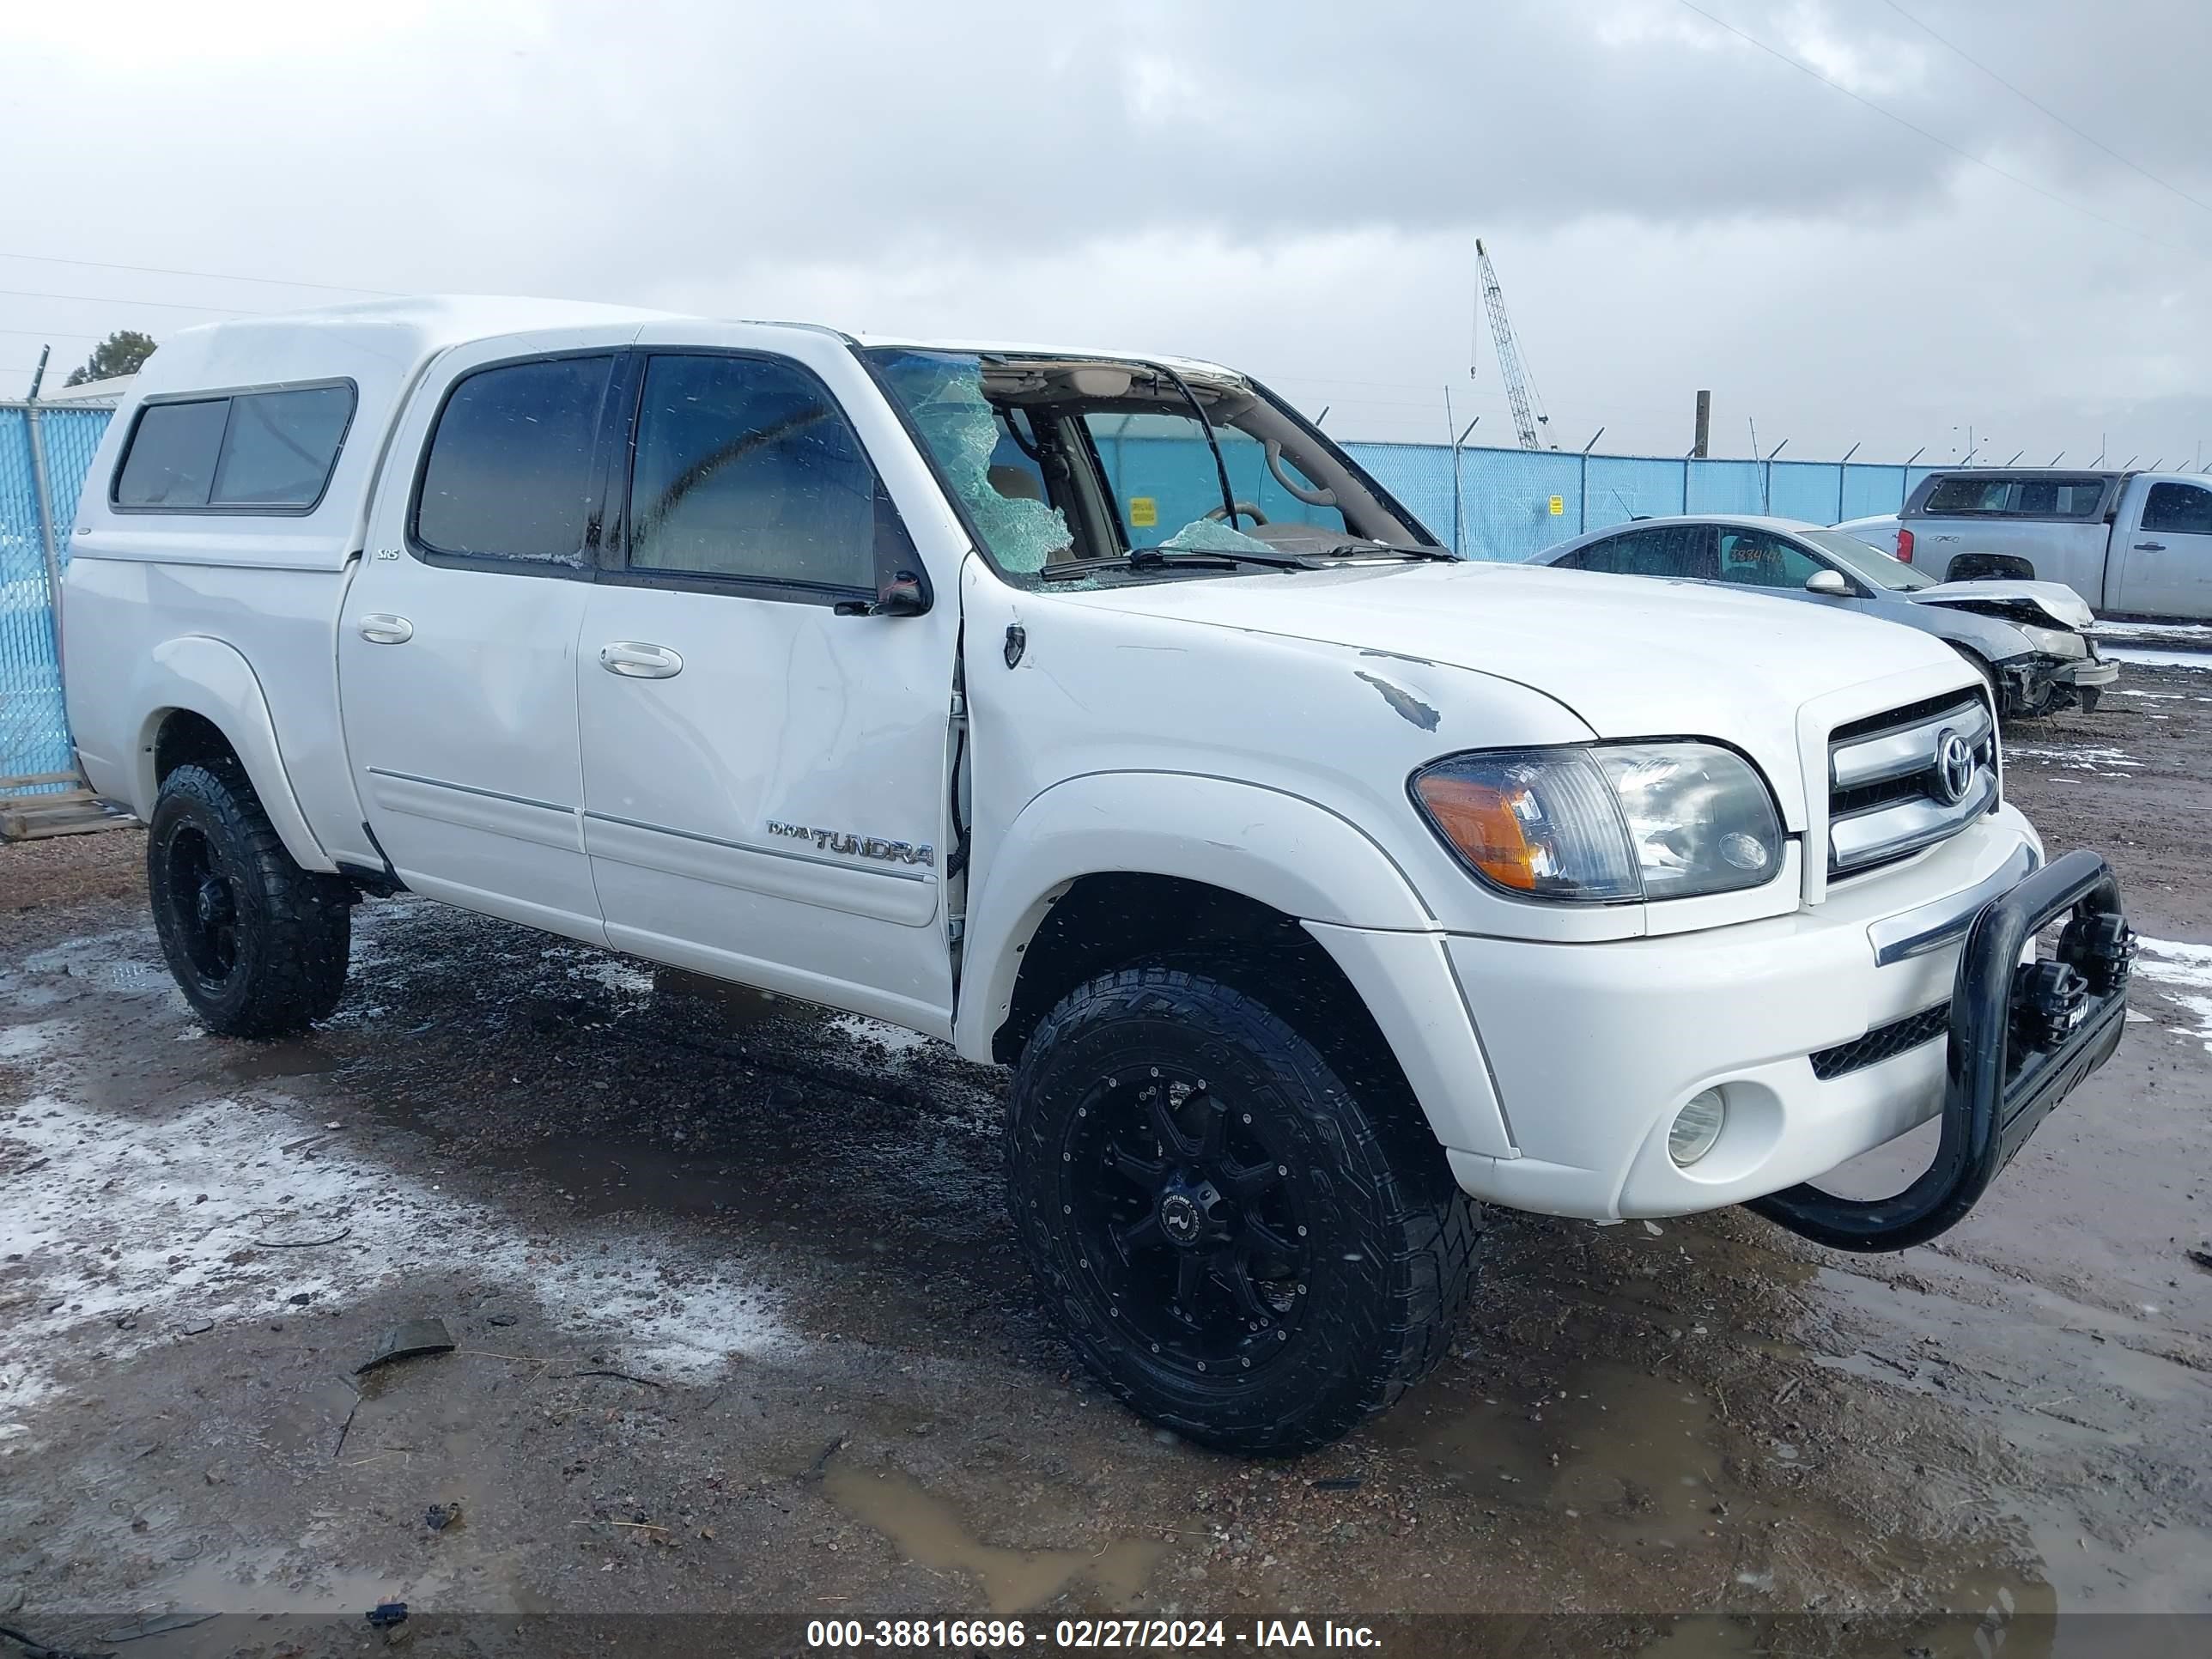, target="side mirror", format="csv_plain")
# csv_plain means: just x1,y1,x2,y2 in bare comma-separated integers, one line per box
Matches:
1805,568,1851,597
836,570,931,618
836,483,934,617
